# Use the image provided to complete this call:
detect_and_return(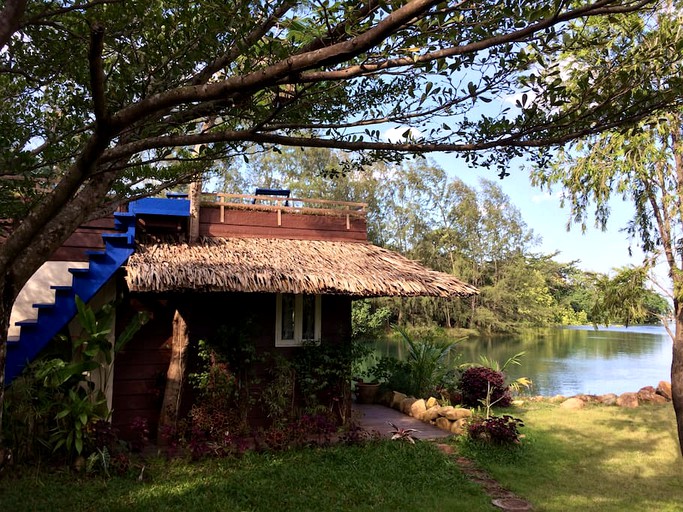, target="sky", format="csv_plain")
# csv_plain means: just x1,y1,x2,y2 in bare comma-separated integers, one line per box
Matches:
431,153,646,277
